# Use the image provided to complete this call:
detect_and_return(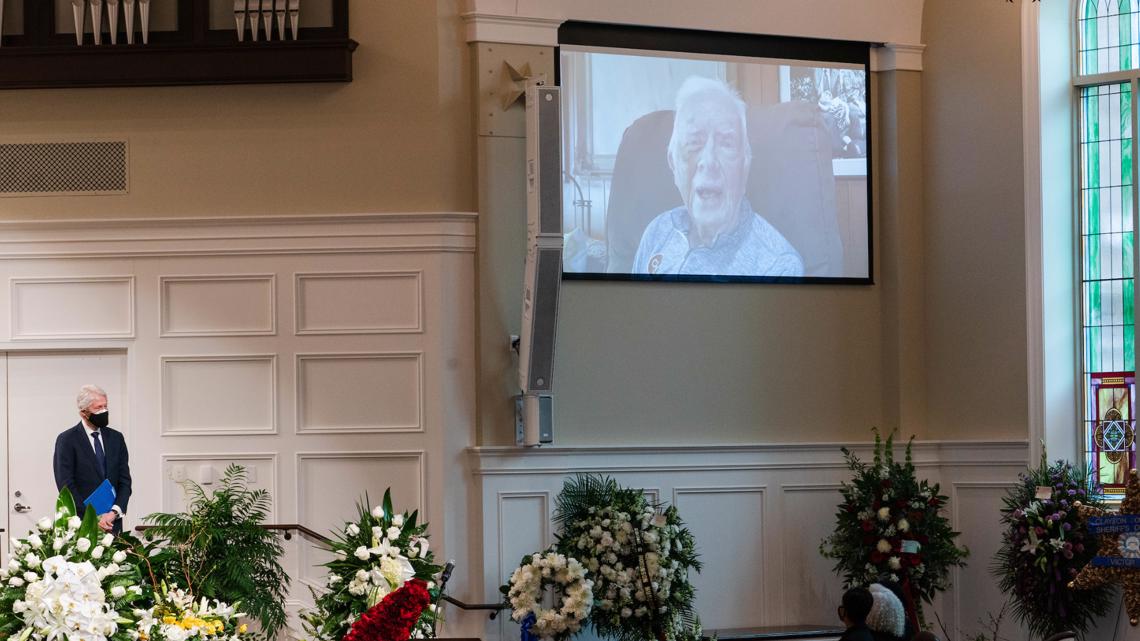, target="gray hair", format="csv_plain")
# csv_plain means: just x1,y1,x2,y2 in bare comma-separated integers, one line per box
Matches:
668,76,751,161
76,384,107,411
